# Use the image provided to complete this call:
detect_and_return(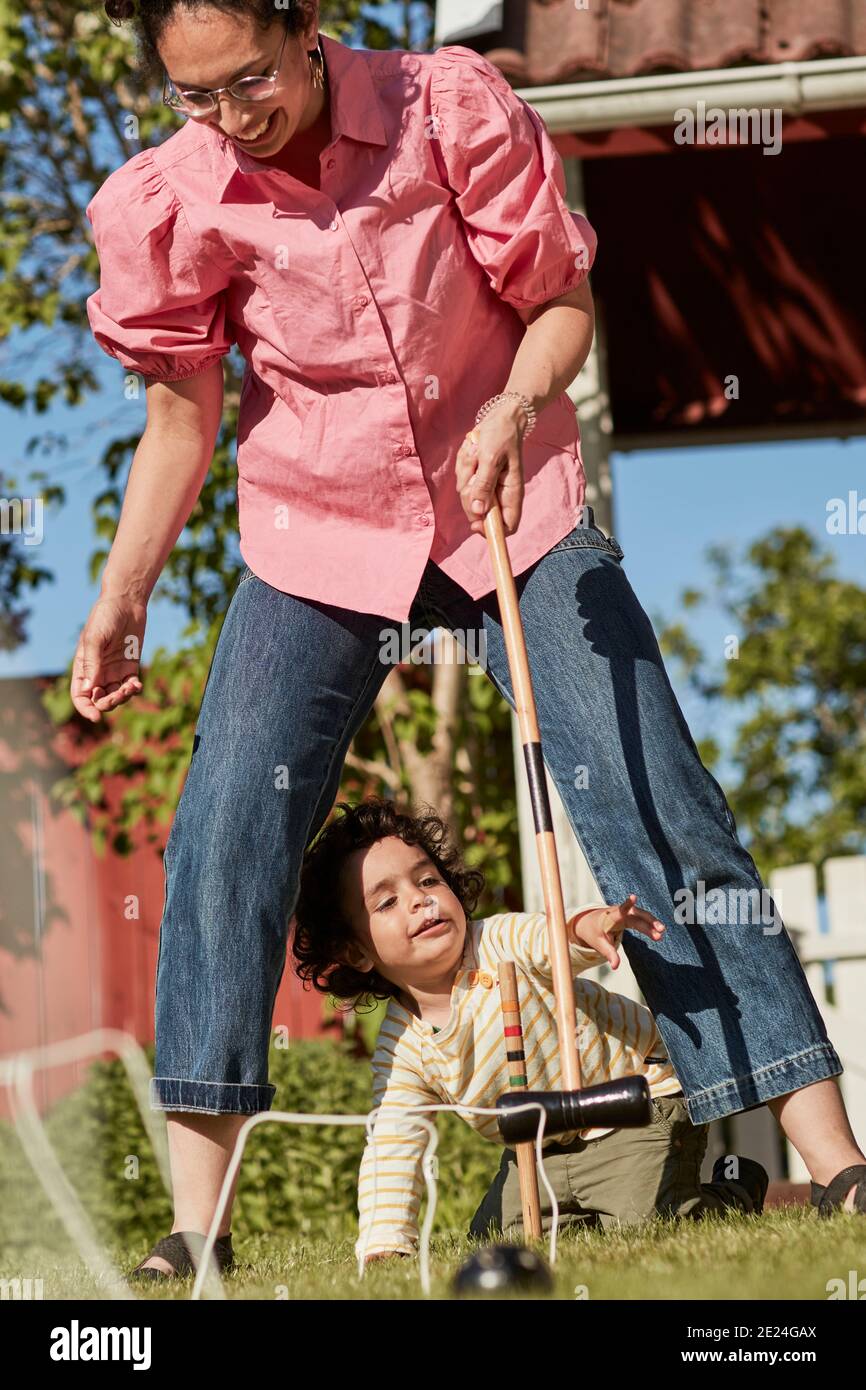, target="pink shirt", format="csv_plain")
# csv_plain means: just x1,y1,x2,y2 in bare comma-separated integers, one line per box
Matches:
85,37,598,622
